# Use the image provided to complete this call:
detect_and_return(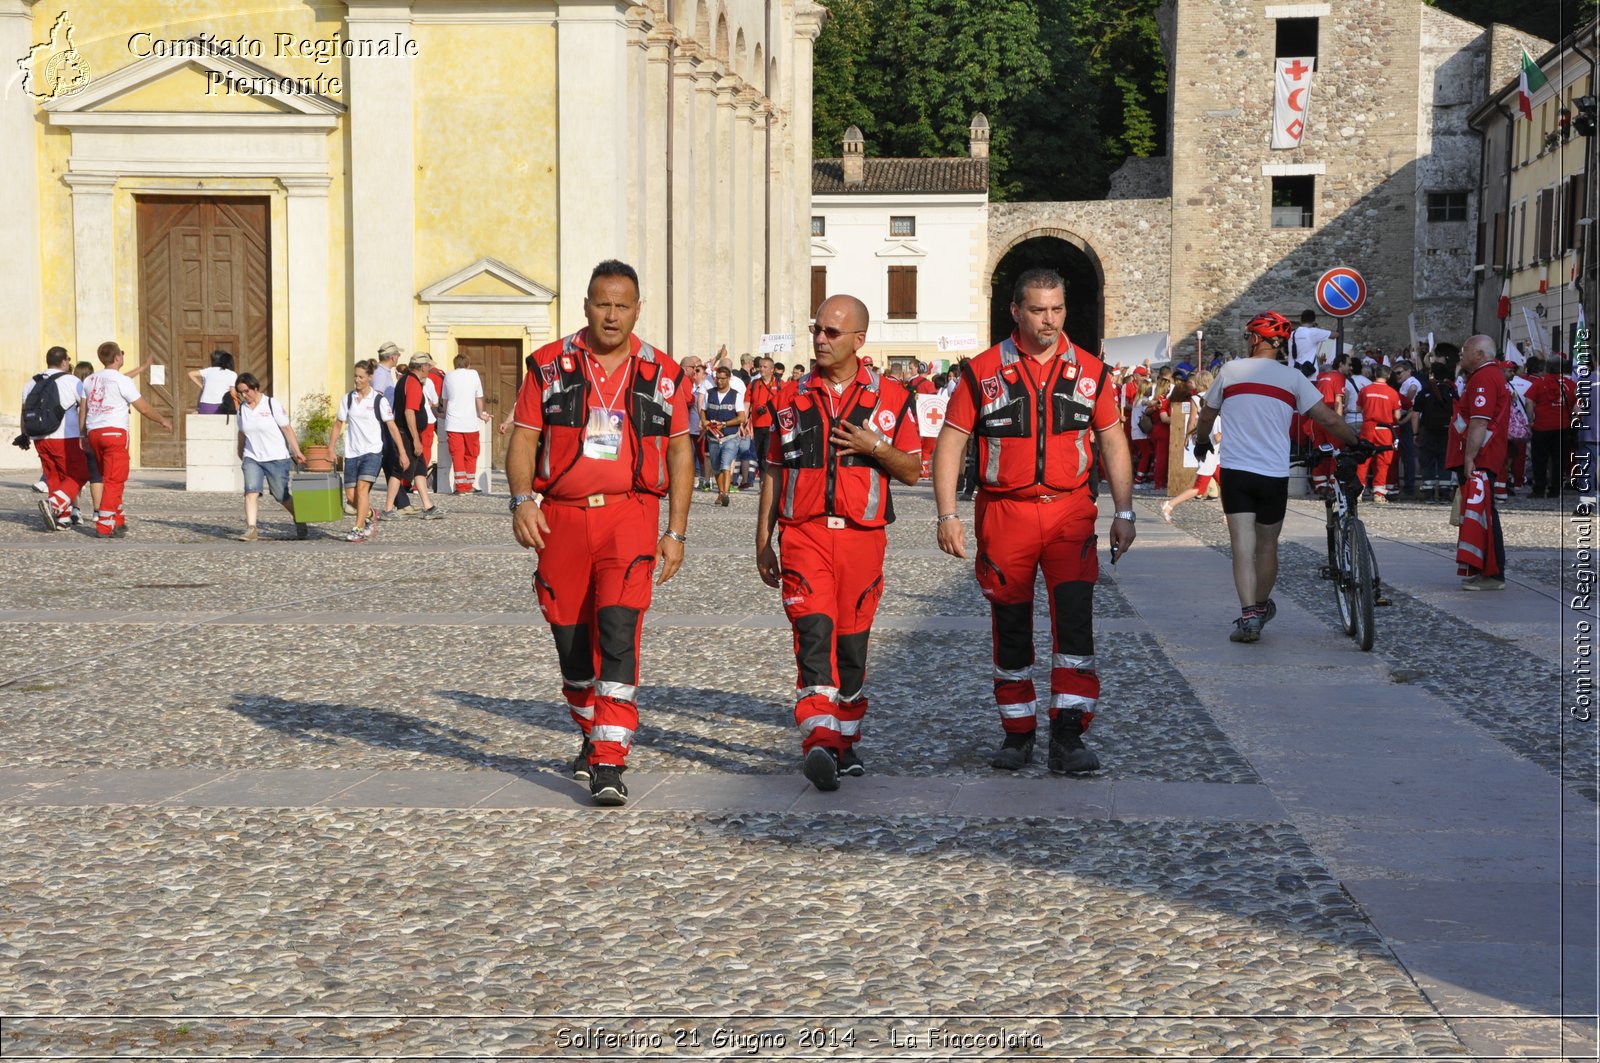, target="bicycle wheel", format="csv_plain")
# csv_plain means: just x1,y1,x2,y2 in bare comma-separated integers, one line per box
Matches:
1332,523,1356,635
1350,520,1377,651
